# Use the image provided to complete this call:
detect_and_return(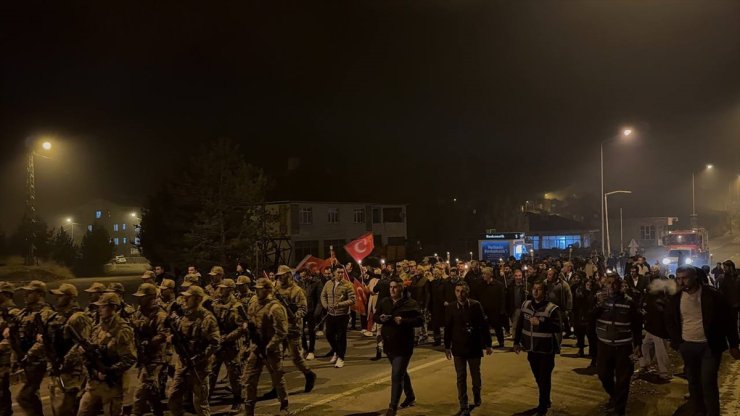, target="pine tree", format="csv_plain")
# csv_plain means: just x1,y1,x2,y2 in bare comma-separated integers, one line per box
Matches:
77,223,114,276
50,227,78,267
